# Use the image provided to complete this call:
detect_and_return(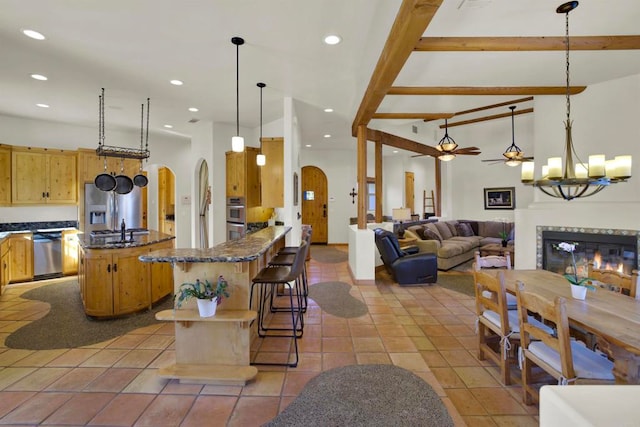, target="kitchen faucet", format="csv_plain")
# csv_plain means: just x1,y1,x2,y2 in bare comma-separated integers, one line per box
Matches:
120,218,126,241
